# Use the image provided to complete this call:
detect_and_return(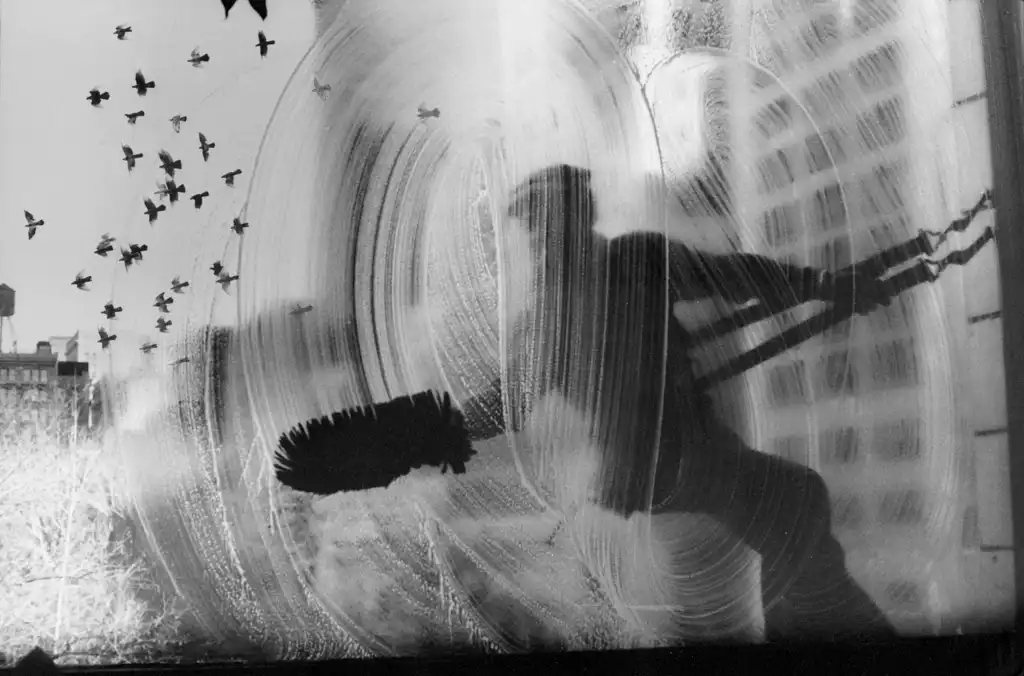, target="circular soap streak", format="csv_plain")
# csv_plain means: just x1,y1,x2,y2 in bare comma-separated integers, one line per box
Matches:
239,0,675,654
